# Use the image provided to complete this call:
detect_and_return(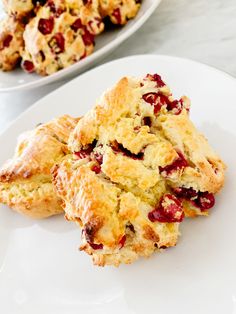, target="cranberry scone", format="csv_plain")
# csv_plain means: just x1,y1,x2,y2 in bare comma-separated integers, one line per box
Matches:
99,0,140,25
21,0,104,75
0,115,80,219
0,16,25,71
53,74,225,266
